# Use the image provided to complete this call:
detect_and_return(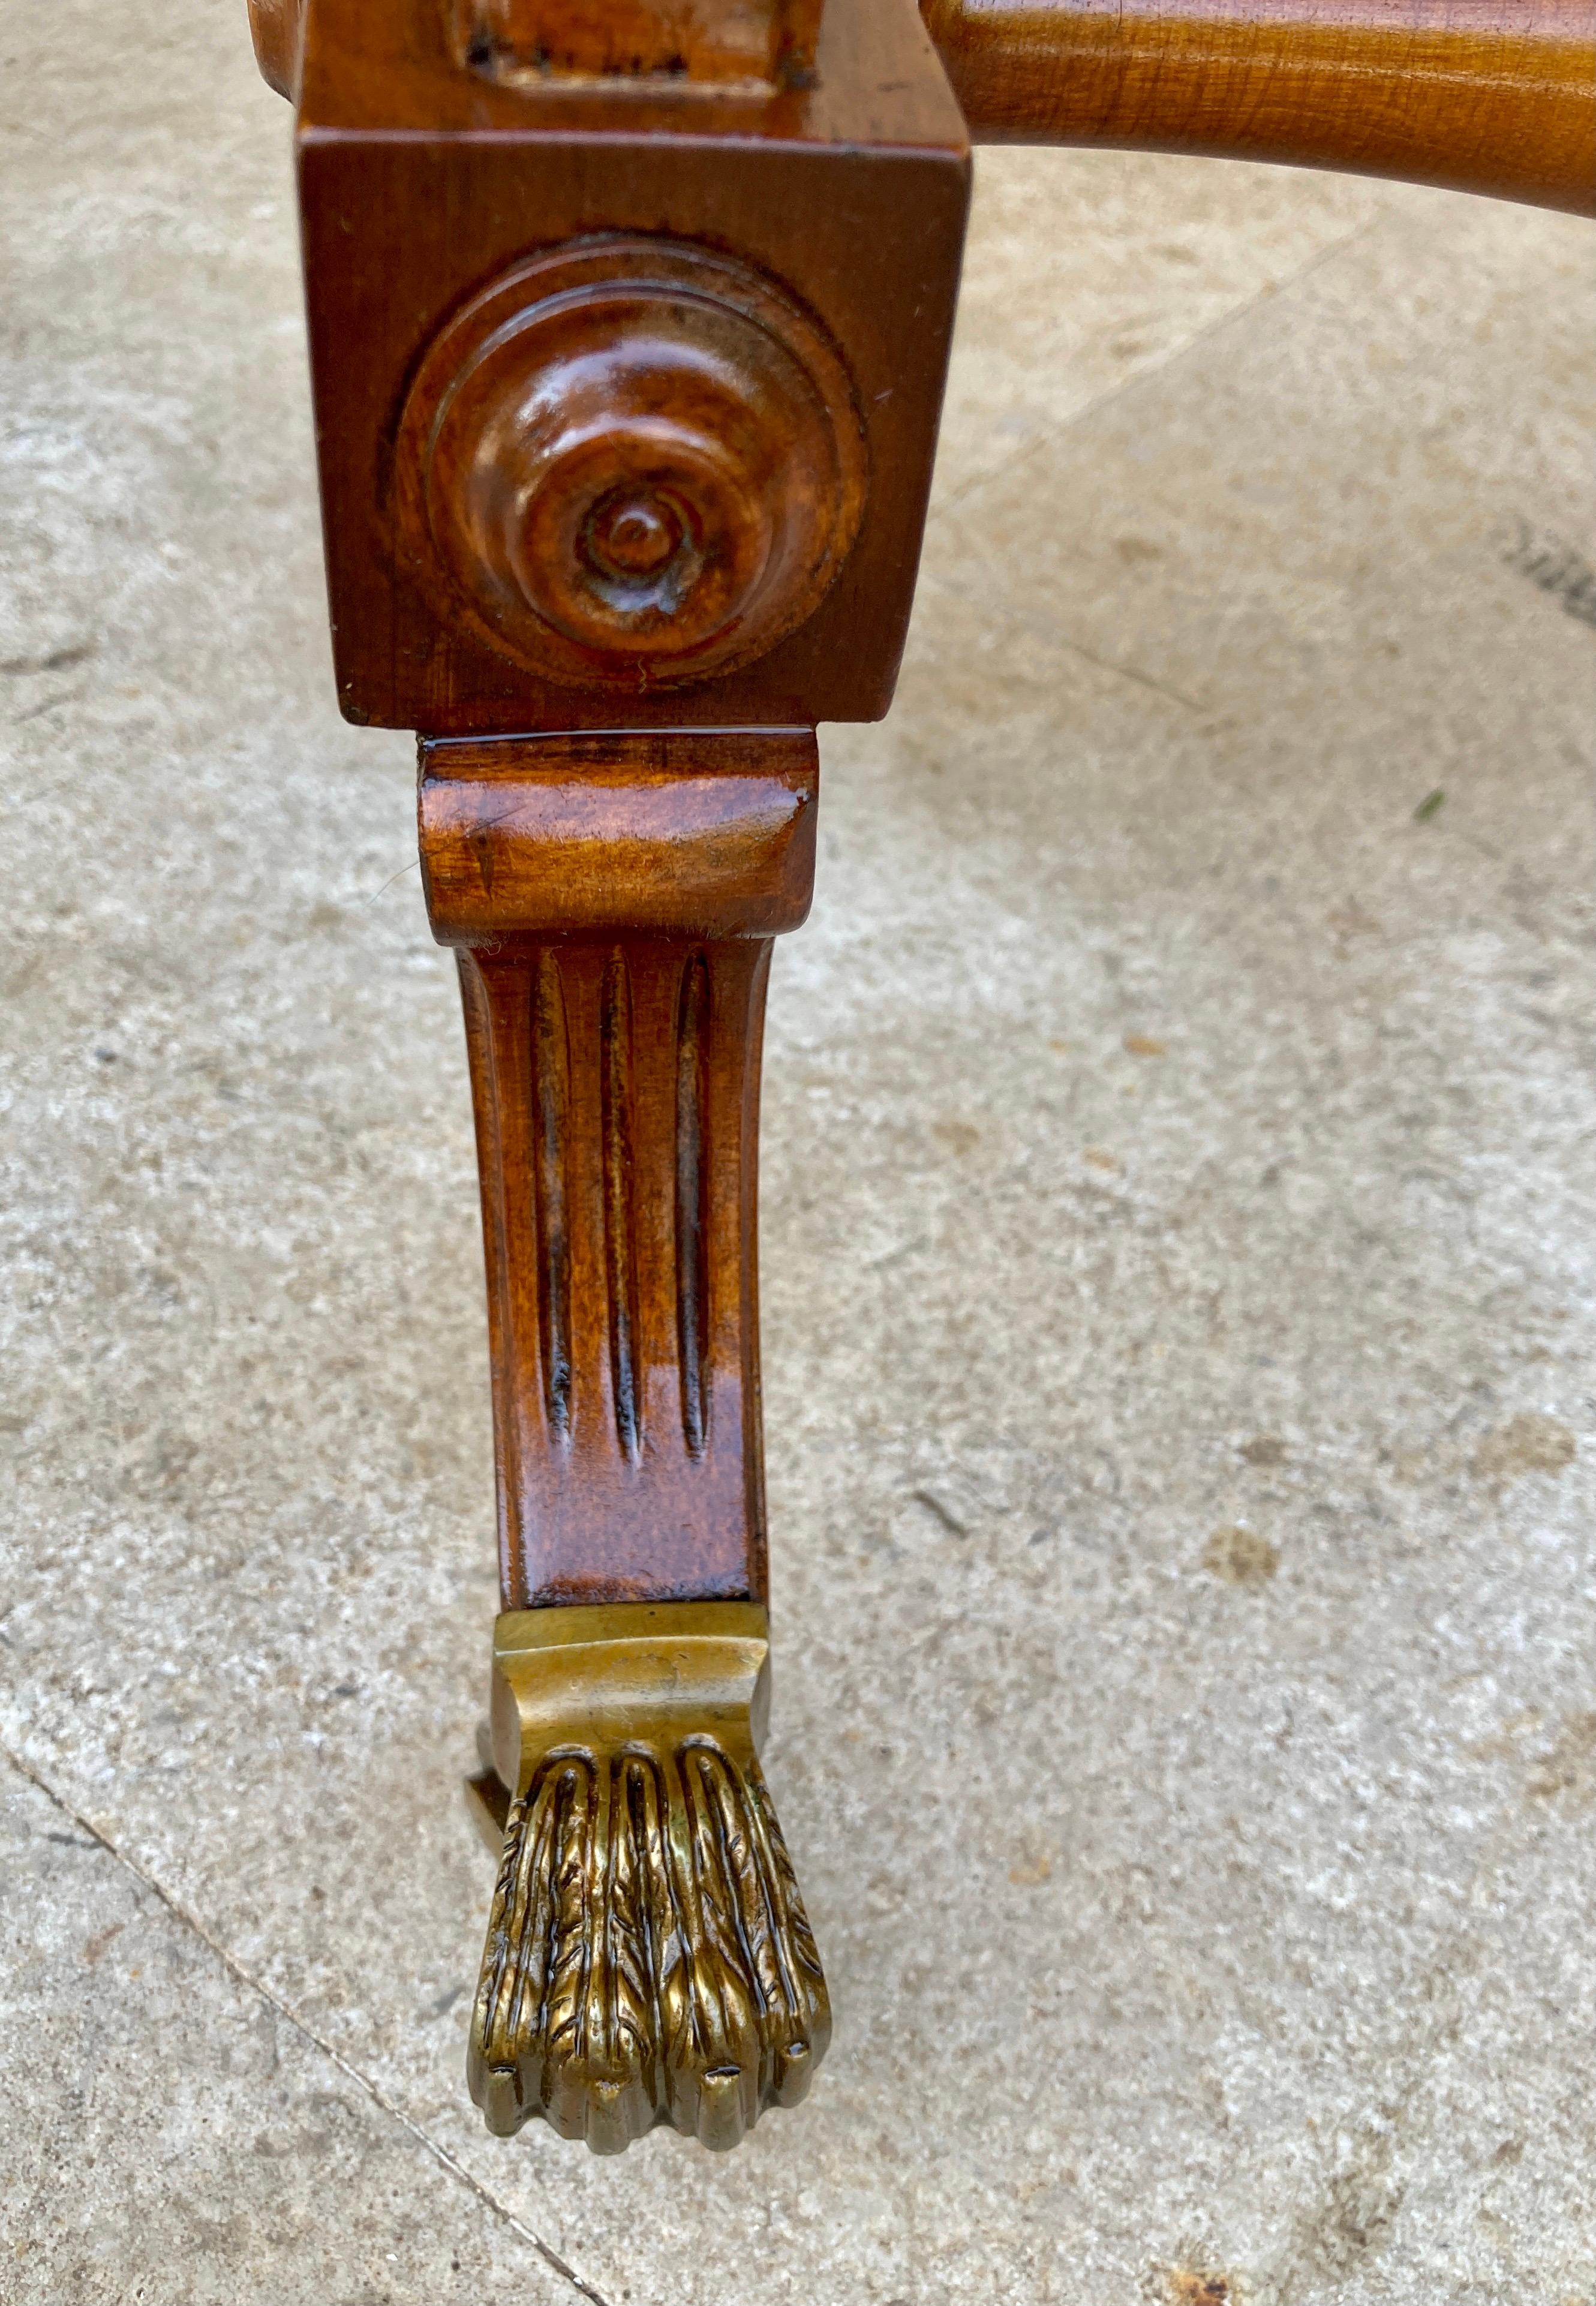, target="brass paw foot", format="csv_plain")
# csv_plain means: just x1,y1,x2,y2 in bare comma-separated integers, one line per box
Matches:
468,1603,829,2152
